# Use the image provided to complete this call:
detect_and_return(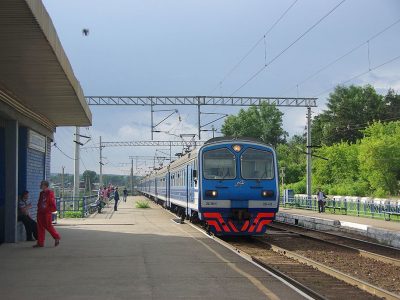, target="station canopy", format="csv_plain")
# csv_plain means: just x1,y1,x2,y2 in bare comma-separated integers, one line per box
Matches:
0,0,92,130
